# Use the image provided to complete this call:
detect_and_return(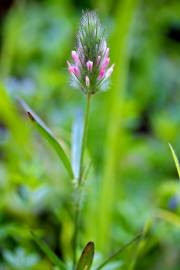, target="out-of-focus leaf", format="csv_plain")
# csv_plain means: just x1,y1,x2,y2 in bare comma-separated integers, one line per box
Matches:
101,261,123,270
169,143,180,179
3,247,39,270
0,84,29,146
71,110,83,180
156,209,180,228
19,99,74,179
76,241,95,270
31,231,67,270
